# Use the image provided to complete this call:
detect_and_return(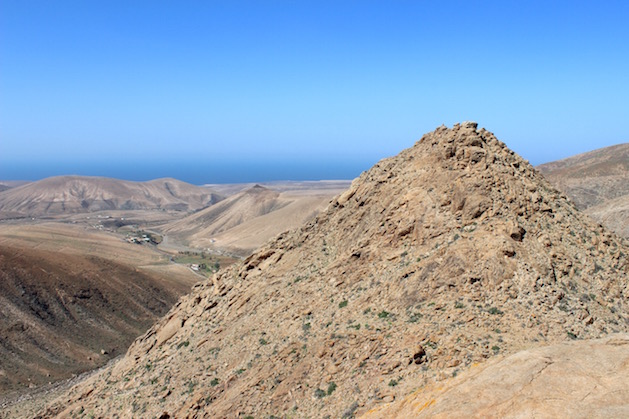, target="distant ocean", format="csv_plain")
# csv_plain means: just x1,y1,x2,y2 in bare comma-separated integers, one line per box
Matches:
0,158,378,184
